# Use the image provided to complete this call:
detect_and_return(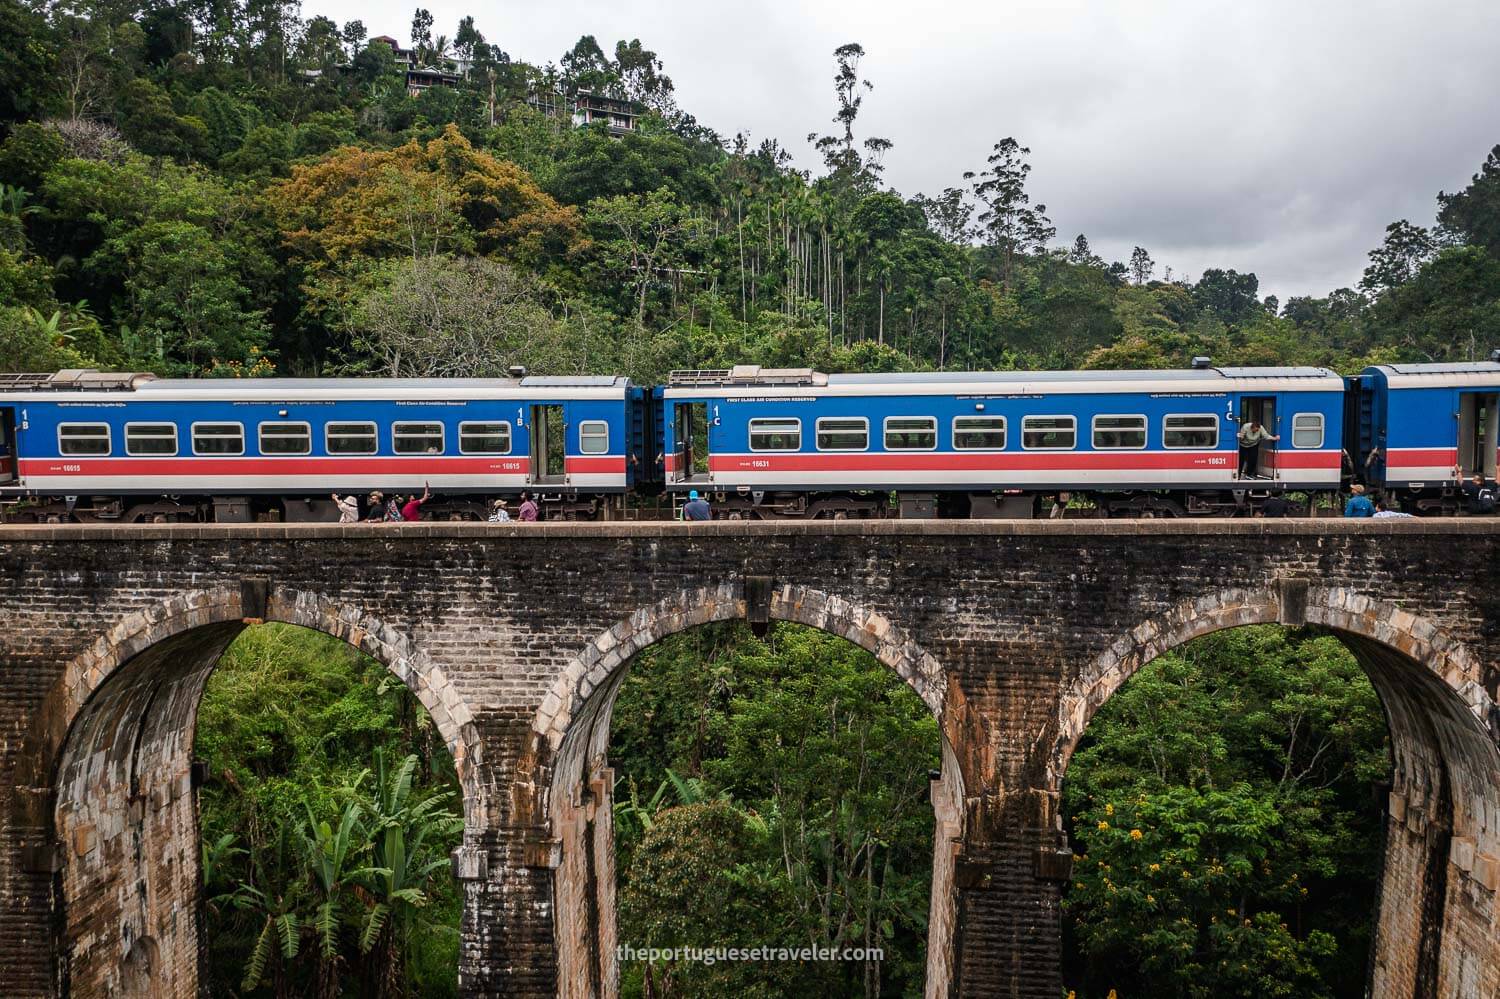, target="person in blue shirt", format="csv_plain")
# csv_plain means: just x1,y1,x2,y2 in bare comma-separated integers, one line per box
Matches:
682,489,711,521
1344,483,1375,518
